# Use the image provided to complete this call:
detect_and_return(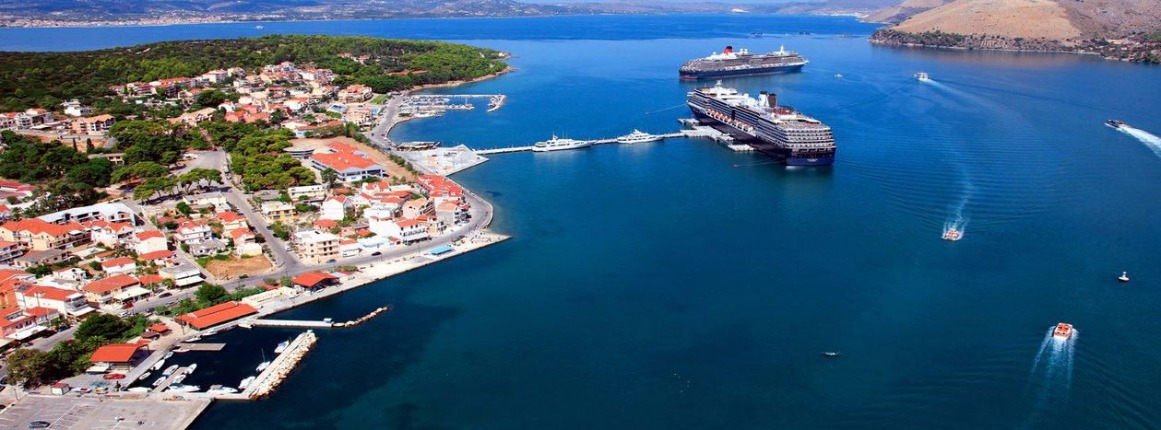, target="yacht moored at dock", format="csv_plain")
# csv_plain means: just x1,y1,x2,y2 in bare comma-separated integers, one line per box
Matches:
531,135,592,152
680,45,807,80
616,129,664,144
687,81,835,166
